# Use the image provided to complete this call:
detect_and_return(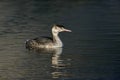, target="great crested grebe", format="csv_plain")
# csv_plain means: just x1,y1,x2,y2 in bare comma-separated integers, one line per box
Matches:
26,24,72,49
